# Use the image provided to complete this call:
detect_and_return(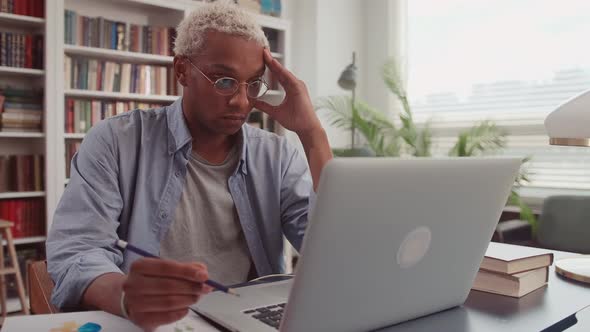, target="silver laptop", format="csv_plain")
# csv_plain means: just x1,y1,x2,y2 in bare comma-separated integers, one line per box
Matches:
192,157,522,332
